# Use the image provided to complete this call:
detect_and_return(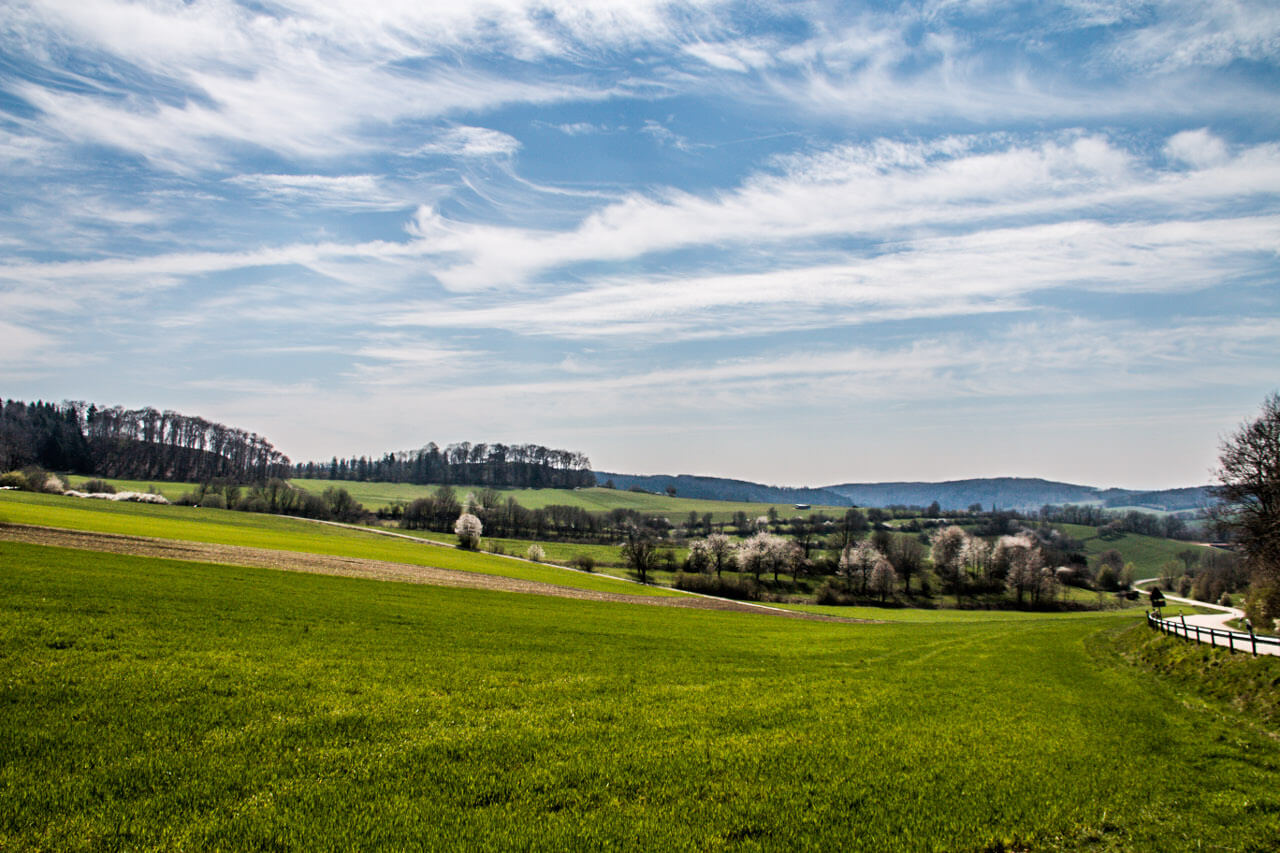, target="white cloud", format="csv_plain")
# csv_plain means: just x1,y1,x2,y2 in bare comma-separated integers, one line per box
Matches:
1108,0,1280,71
387,215,1280,340
225,173,409,210
397,133,1280,292
414,126,521,158
1164,128,1229,168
